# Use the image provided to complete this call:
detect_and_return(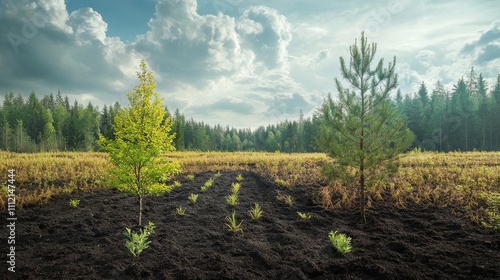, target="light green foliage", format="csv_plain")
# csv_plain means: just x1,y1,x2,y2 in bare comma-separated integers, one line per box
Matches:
175,206,186,216
482,192,500,230
318,32,415,223
173,181,182,188
236,174,243,182
329,230,352,255
226,193,238,206
124,221,156,257
249,203,263,220
214,172,222,179
284,195,293,207
225,211,243,234
188,193,198,203
97,60,180,226
186,174,195,181
201,178,214,192
231,182,241,194
297,212,312,220
69,199,80,208
275,178,290,188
